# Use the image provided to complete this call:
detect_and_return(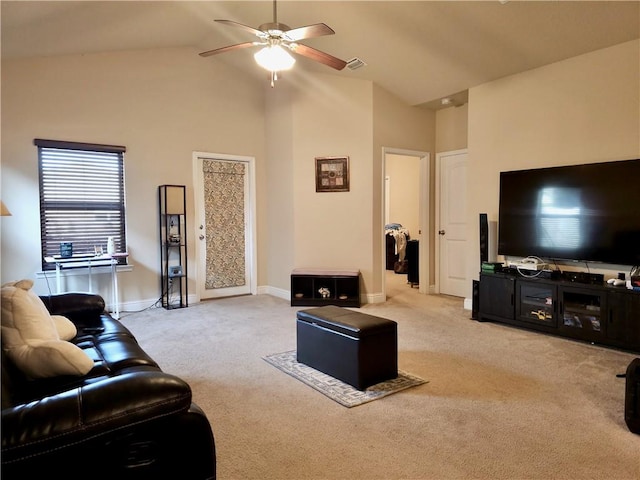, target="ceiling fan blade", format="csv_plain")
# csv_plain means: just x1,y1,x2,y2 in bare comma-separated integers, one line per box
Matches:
283,23,335,42
290,44,347,70
215,19,266,38
199,42,258,58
